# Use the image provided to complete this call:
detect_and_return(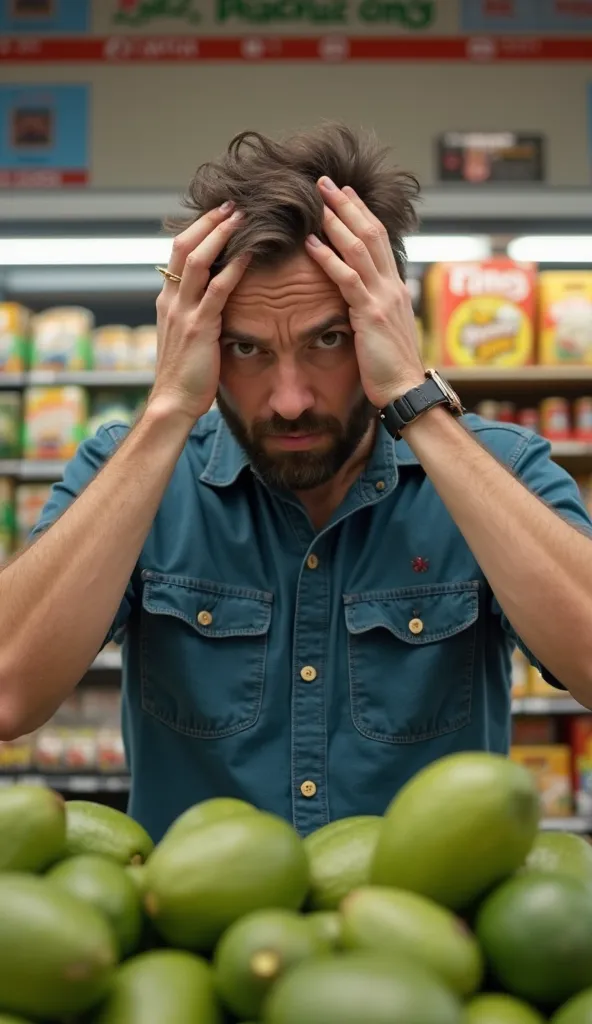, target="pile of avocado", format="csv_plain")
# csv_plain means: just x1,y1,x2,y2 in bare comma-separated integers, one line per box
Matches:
1,751,592,1023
